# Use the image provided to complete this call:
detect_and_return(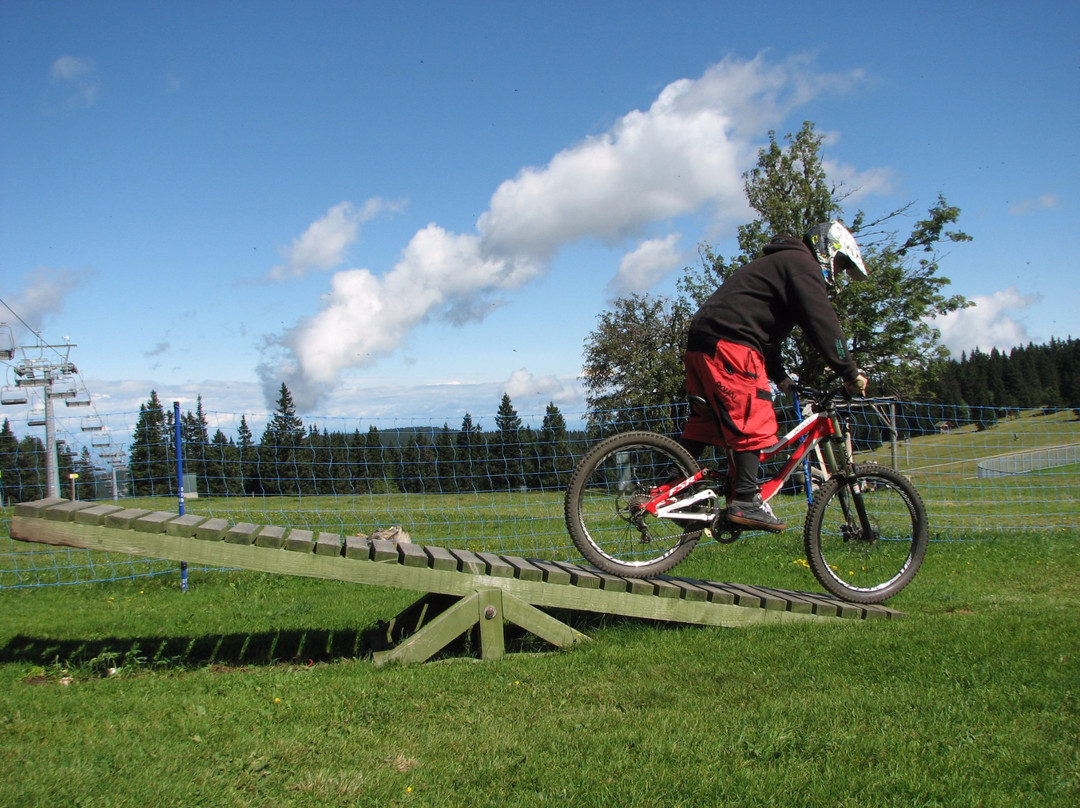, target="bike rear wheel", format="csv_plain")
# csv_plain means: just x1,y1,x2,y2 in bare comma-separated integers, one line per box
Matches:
564,431,703,577
803,462,928,603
